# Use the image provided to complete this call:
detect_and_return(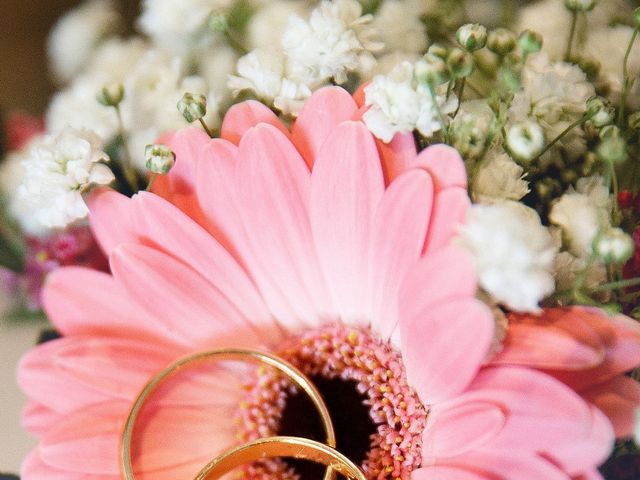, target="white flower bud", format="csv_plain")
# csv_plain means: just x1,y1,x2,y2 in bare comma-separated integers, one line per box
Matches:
456,24,487,52
96,83,124,107
414,53,447,86
145,144,175,174
177,92,208,123
586,96,613,127
592,228,634,264
487,28,516,56
506,120,545,162
564,0,597,12
597,136,628,164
